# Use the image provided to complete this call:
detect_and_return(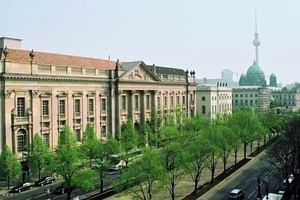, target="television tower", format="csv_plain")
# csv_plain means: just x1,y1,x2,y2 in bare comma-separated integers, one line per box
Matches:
253,7,261,65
